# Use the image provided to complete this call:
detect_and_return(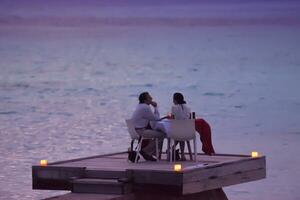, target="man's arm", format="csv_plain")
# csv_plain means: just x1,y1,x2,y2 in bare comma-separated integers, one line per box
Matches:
151,101,160,119
143,104,160,121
